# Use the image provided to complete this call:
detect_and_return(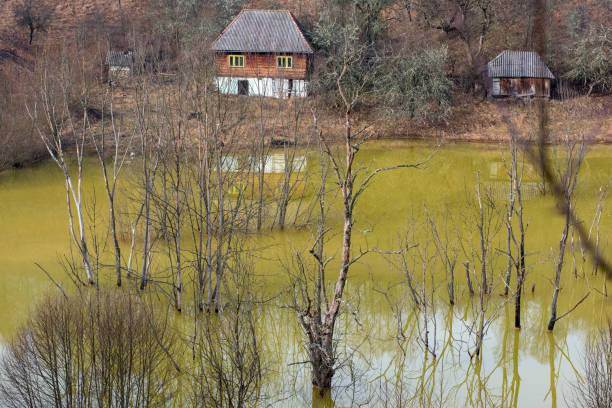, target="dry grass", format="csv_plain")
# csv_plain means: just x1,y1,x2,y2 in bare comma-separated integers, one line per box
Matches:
377,95,612,143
